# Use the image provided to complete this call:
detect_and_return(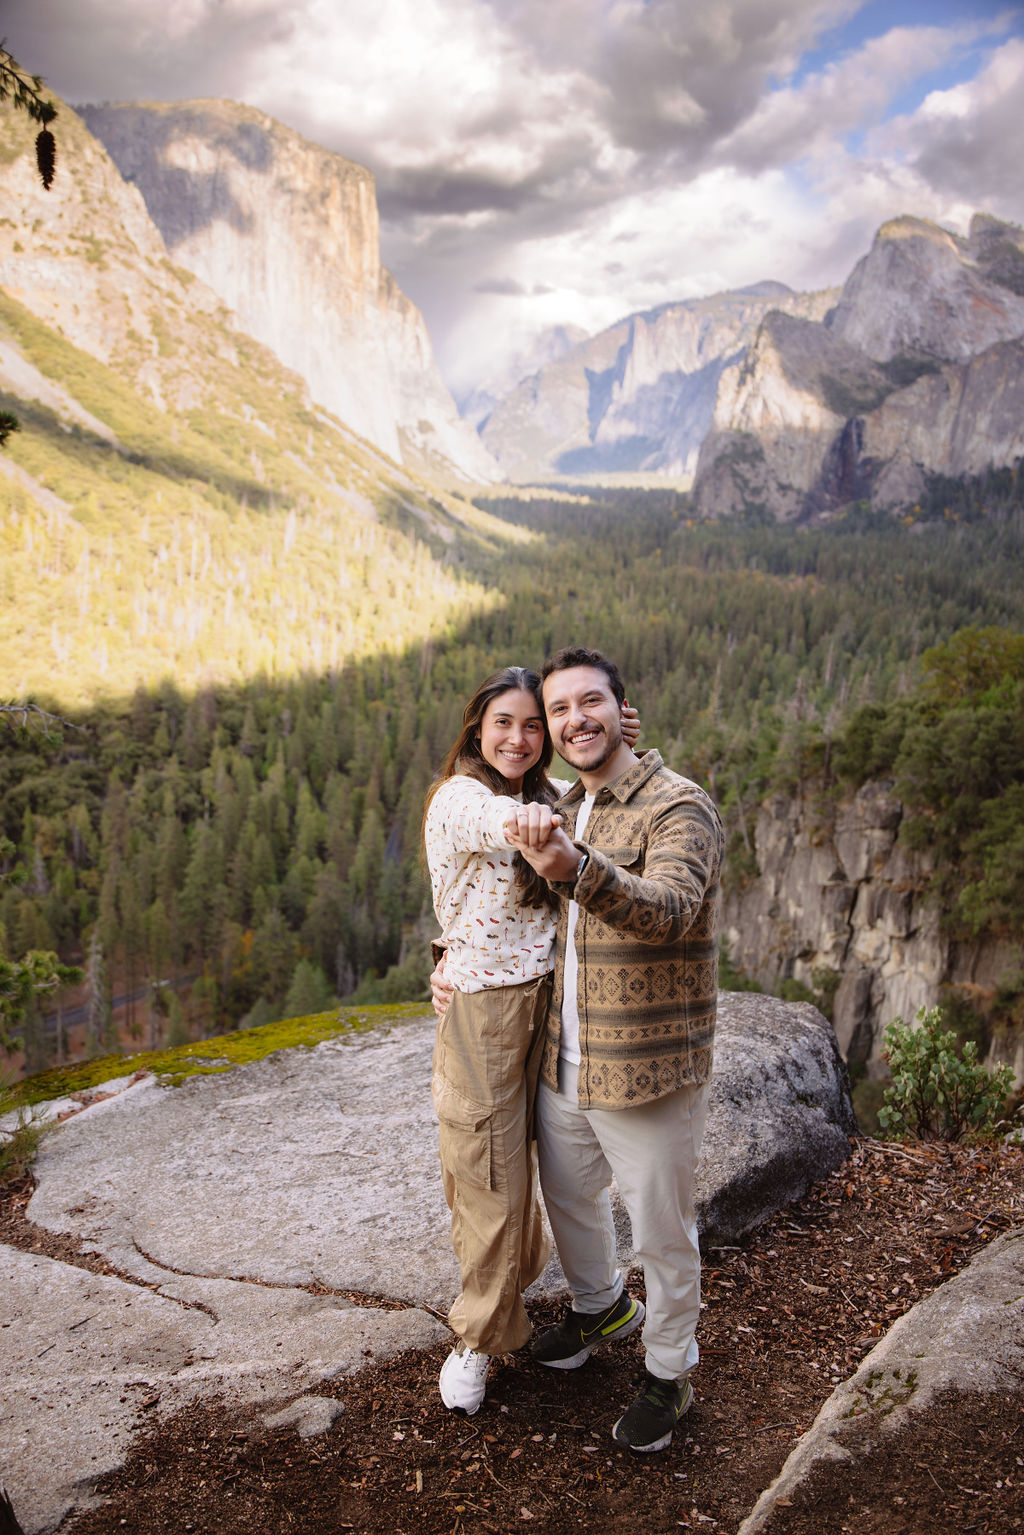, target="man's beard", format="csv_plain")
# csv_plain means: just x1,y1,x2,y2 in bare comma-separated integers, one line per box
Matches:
561,722,621,773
